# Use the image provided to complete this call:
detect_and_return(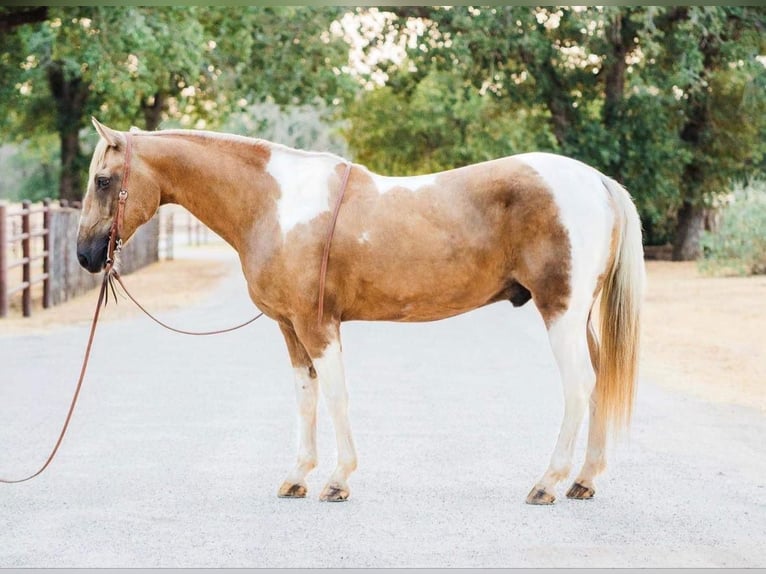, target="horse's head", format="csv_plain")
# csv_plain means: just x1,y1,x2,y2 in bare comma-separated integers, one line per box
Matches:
77,118,160,272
